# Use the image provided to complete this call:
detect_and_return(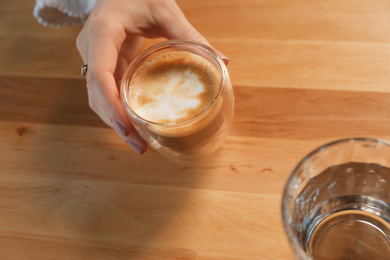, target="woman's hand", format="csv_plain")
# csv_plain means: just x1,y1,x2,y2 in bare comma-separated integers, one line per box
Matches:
76,0,228,154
